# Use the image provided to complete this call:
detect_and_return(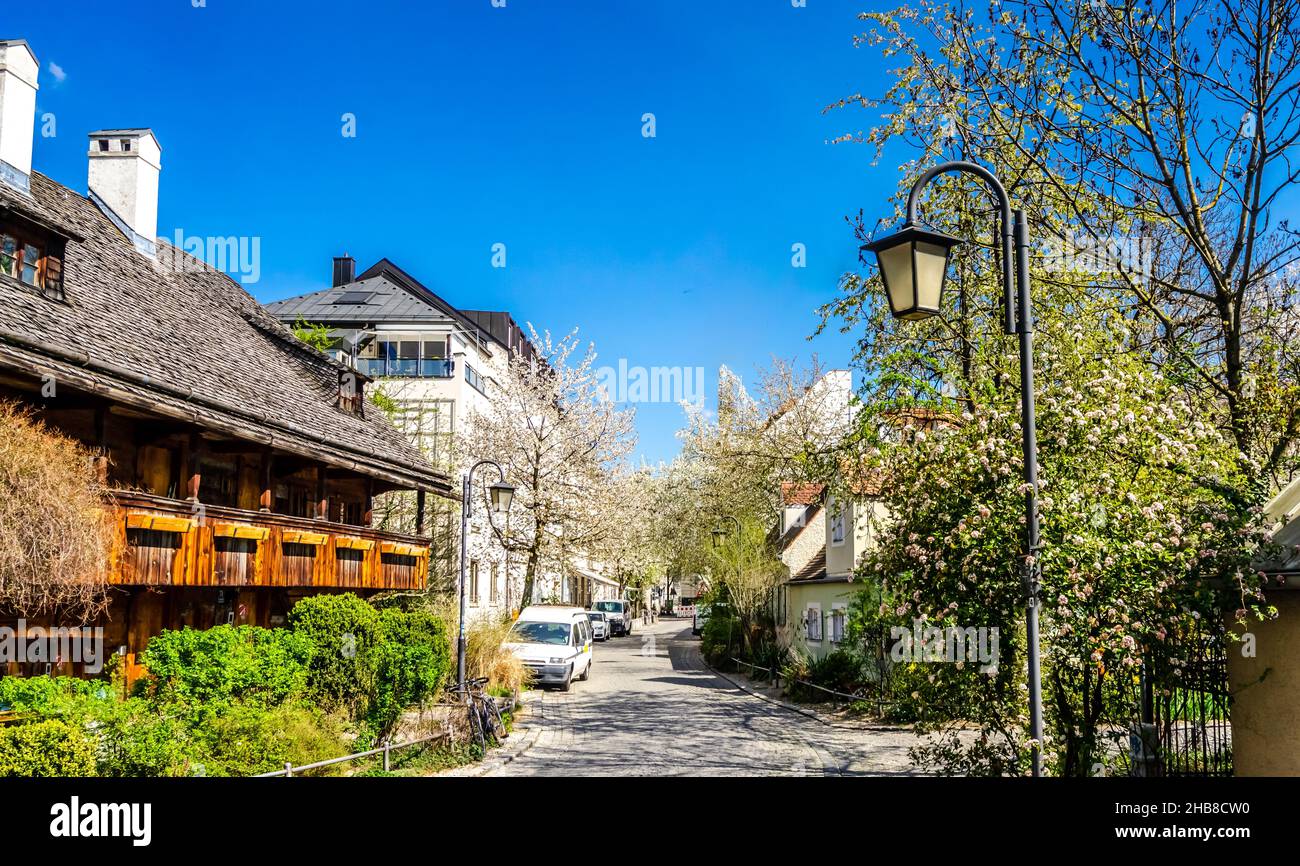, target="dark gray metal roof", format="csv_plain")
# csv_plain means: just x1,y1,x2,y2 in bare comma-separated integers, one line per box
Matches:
265,259,543,361
265,258,490,354
266,274,455,323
